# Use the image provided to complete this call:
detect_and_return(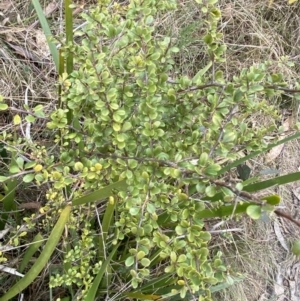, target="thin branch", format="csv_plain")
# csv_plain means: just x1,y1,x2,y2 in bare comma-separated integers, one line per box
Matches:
274,209,300,228
214,180,300,229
